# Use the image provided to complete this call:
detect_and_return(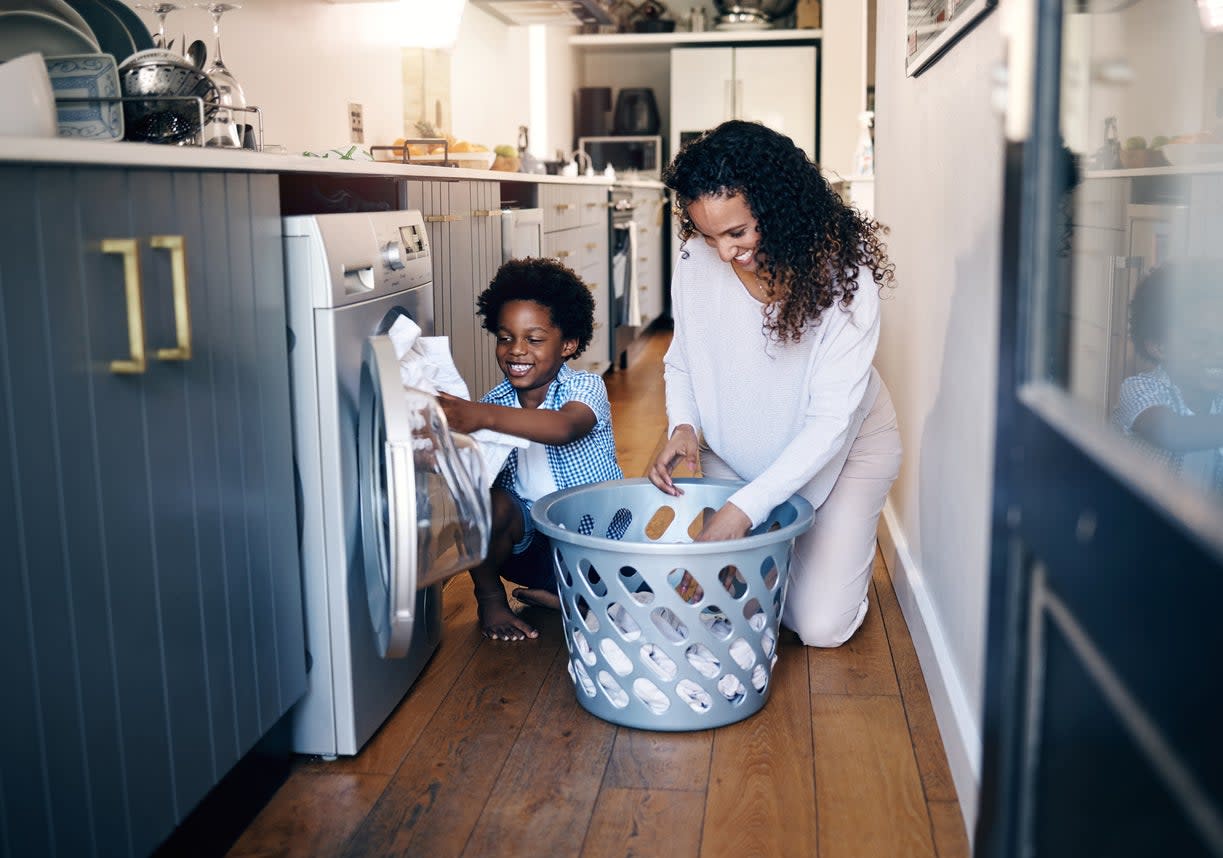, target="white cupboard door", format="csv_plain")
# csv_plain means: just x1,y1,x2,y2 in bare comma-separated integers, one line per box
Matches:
735,46,817,162
669,47,734,161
